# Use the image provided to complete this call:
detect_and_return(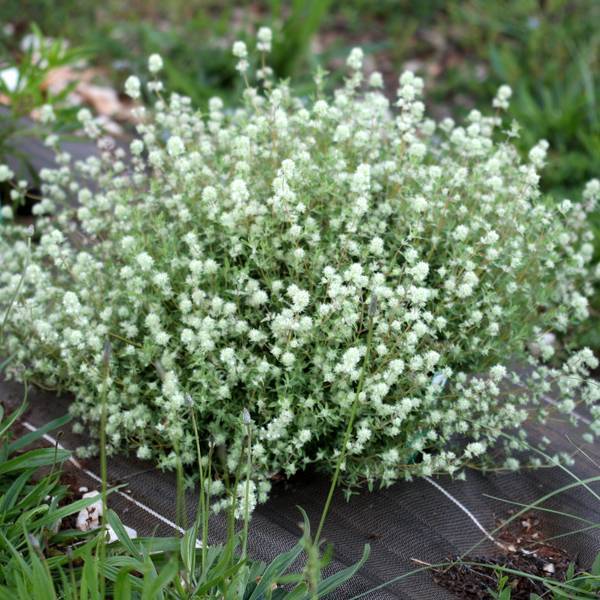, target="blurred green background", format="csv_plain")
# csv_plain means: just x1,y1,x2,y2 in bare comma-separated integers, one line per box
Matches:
1,0,599,339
